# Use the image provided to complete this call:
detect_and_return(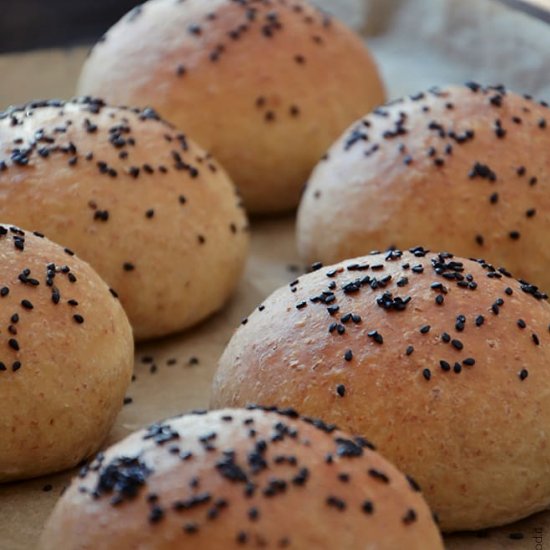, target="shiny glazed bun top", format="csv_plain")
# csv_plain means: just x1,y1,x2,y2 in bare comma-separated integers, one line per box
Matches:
213,247,550,531
297,83,550,290
40,408,443,550
0,97,249,340
77,0,385,213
